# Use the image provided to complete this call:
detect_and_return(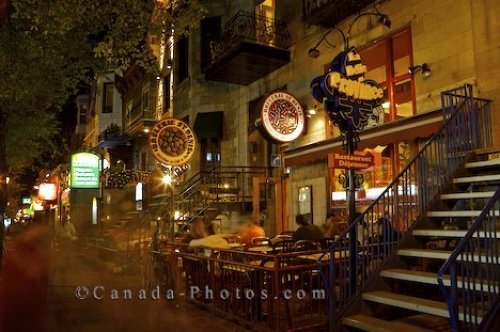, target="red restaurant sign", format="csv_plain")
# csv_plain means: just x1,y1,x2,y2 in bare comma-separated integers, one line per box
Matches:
329,152,374,170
